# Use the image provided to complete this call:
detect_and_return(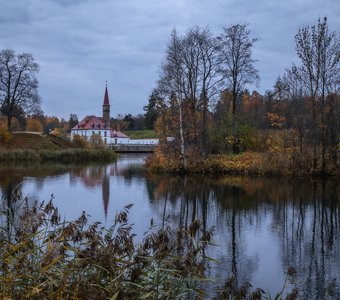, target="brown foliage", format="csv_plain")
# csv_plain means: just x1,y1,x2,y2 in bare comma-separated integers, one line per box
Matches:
0,125,11,143
26,118,43,132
